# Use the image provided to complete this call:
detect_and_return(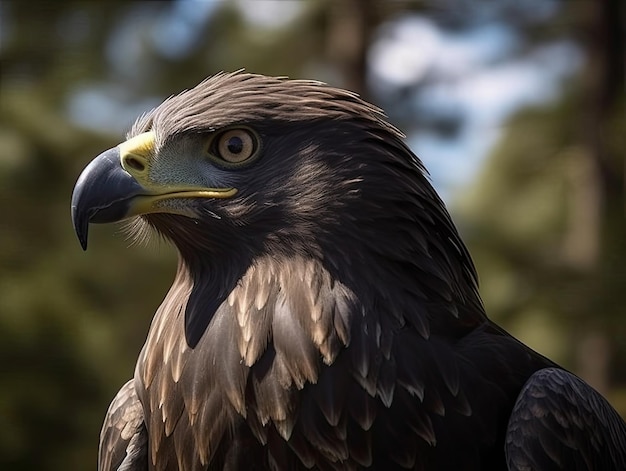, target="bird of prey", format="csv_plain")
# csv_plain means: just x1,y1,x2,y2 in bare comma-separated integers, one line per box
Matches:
71,72,626,470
